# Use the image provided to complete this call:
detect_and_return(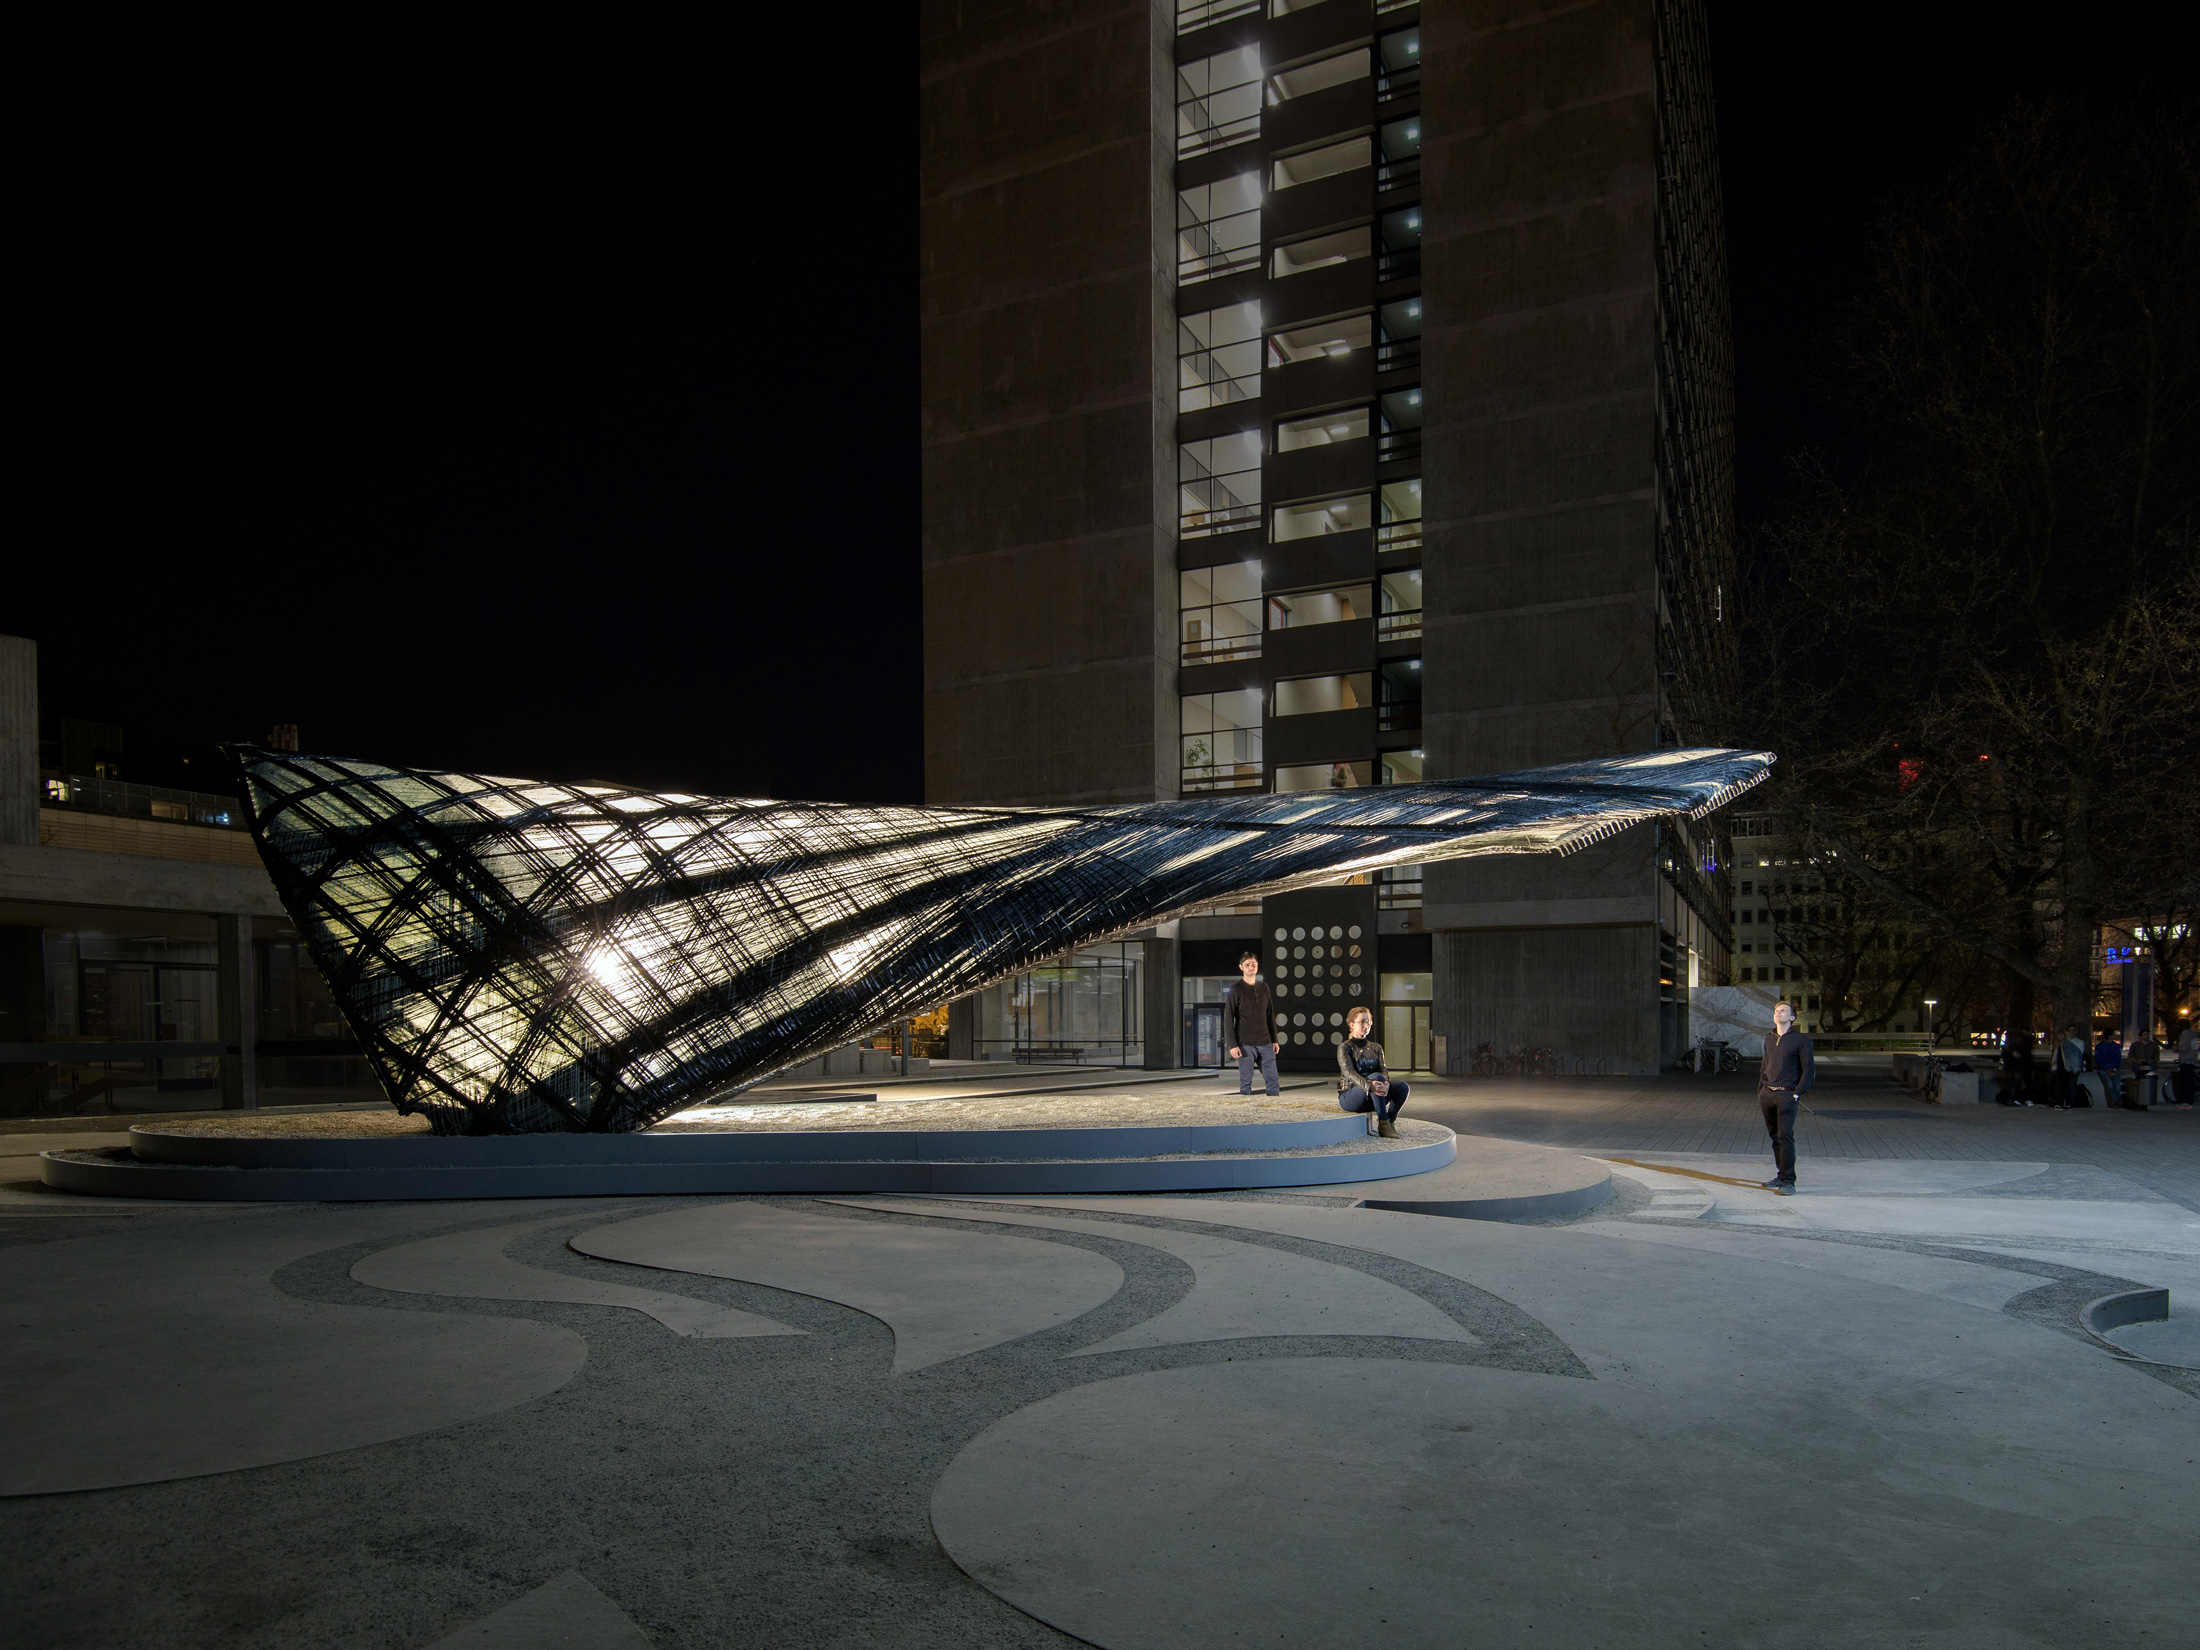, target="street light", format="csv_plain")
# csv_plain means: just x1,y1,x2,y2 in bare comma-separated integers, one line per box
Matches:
1923,999,1939,1053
